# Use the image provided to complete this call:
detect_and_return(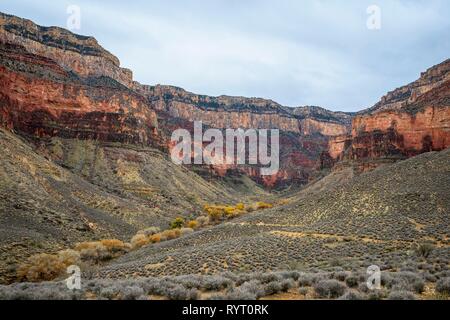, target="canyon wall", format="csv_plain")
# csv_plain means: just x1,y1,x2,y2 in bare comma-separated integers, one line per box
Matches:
328,59,450,167
0,12,133,87
136,84,351,135
0,41,158,145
